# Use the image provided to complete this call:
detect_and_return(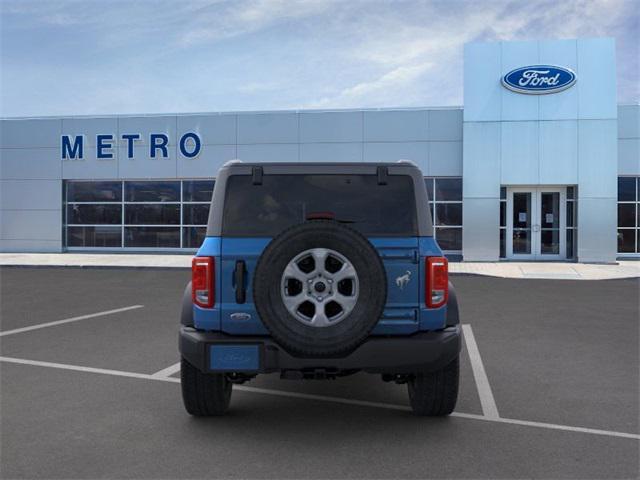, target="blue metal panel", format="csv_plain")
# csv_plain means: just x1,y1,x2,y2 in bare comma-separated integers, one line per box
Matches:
500,41,540,121
237,113,298,144
299,143,362,163
177,114,236,145
463,42,502,121
539,120,578,184
428,110,463,141
462,122,501,198
538,39,578,120
577,38,616,120
210,345,260,371
501,121,539,184
363,110,428,142
299,111,362,143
